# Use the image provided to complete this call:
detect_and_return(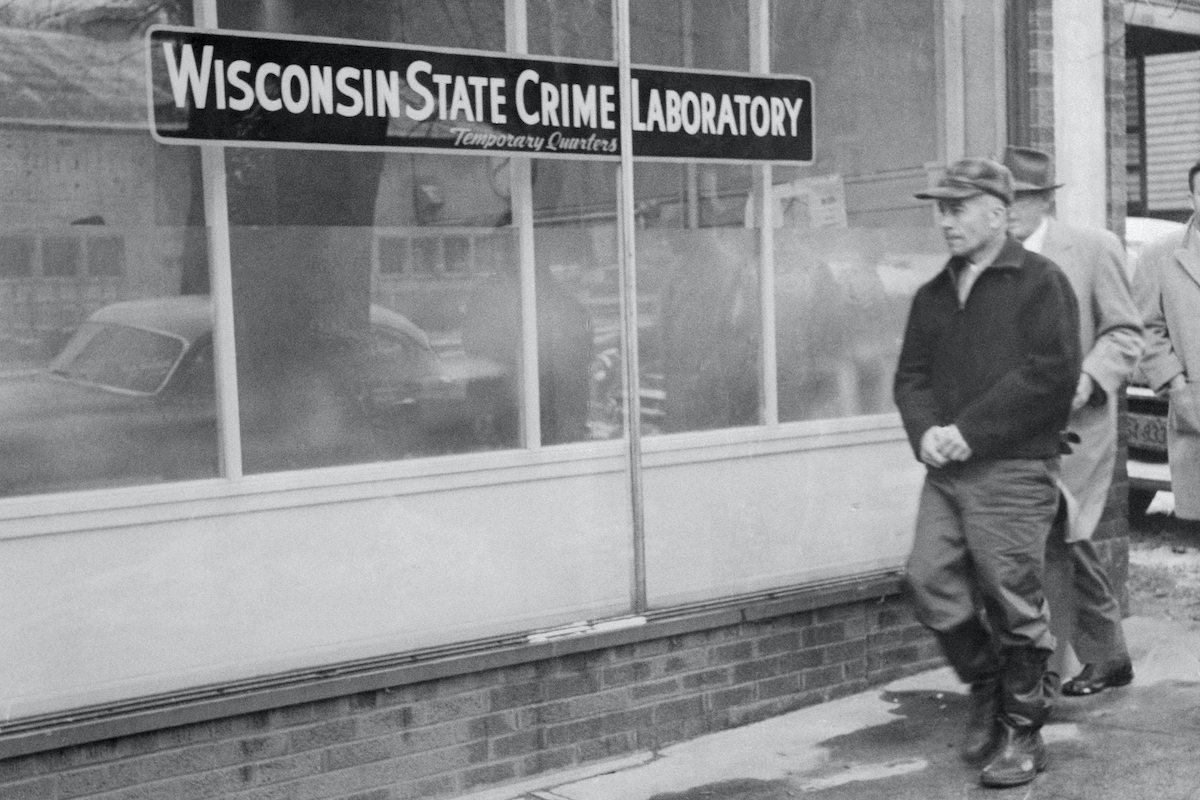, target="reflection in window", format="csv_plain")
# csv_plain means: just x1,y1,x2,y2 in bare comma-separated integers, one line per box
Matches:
43,237,80,278
0,2,215,497
530,158,618,444
0,297,218,497
630,0,748,70
529,0,613,60
87,236,125,277
635,164,761,436
775,228,932,421
0,236,34,278
218,0,505,50
770,0,943,422
217,2,520,476
51,323,185,394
